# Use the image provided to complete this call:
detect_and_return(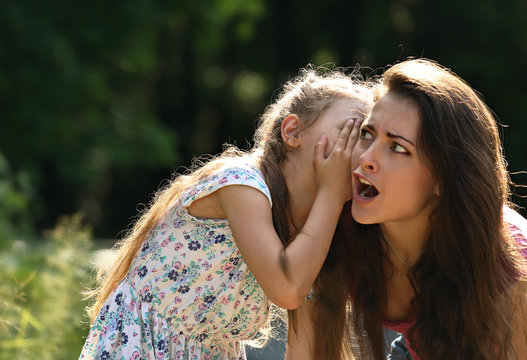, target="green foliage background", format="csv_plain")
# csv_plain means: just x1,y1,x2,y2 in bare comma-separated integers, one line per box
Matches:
0,0,526,358
1,214,93,359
